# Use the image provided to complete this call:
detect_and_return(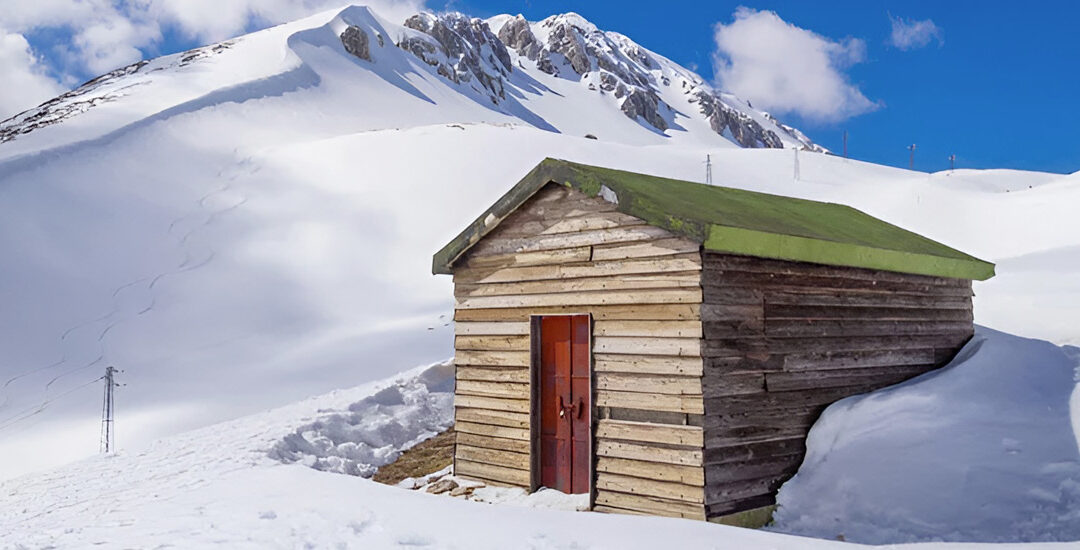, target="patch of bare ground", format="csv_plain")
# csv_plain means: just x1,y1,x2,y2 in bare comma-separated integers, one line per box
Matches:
372,428,454,485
